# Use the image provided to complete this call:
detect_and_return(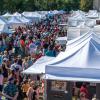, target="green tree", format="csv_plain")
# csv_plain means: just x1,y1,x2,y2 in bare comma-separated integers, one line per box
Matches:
38,0,48,10
13,0,24,12
0,0,4,14
80,0,93,12
23,0,35,11
3,0,15,13
0,0,89,13
57,0,65,10
71,0,80,10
